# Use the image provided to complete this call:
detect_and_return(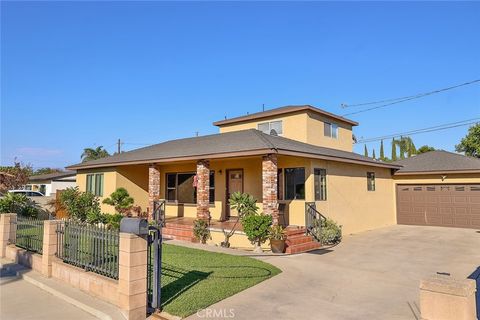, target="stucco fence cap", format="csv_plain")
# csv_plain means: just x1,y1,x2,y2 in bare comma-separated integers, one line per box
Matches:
420,276,476,297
